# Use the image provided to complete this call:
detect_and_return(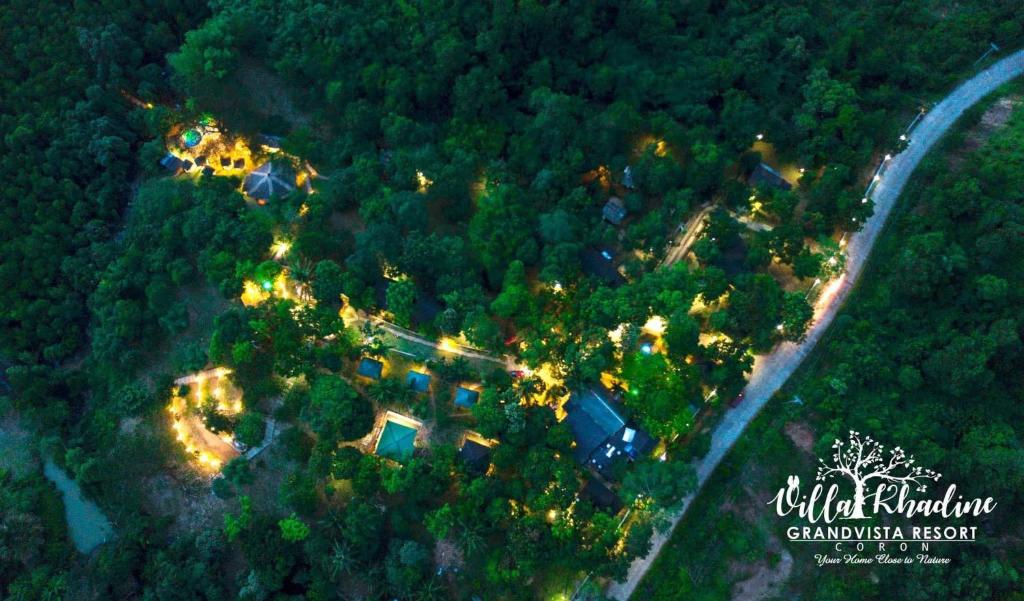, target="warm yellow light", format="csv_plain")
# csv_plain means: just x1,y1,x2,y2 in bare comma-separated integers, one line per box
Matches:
438,337,458,352
608,324,625,345
642,315,667,336
416,170,433,193
271,239,291,260
273,271,290,299
241,280,270,306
